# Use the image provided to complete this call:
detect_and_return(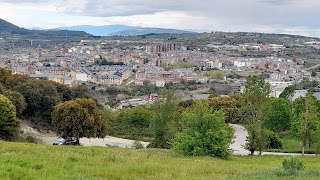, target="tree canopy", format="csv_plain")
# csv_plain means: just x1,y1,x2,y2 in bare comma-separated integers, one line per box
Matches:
262,98,291,132
173,101,233,159
52,98,106,140
0,94,19,140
